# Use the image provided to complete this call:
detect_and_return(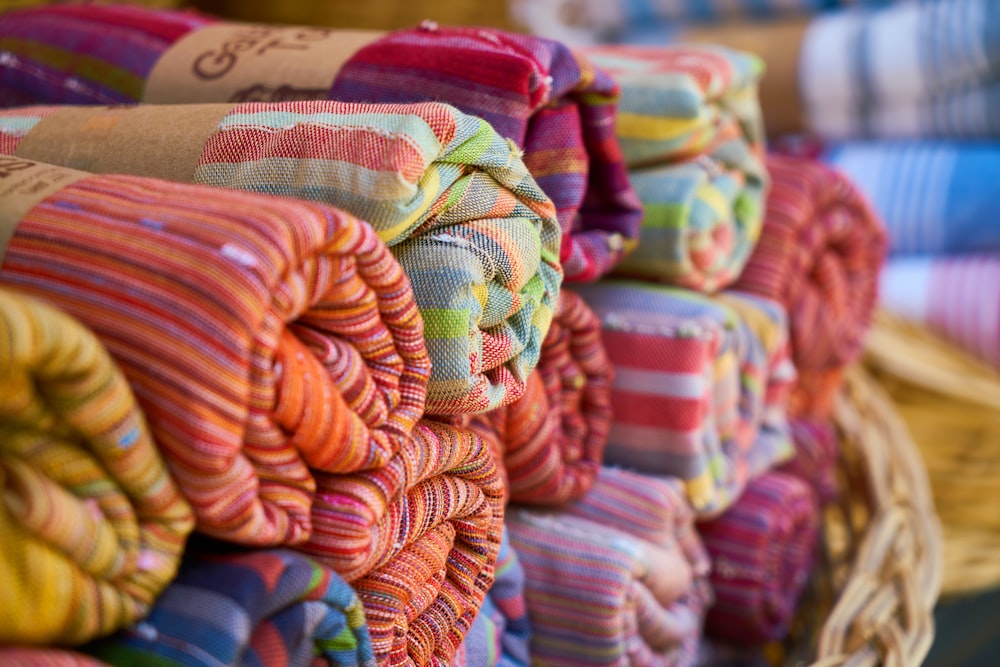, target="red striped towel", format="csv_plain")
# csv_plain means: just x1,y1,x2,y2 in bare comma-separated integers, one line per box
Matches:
454,290,613,506
733,155,886,419
699,472,820,645
305,419,505,667
0,288,194,646
330,23,644,283
0,161,428,546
